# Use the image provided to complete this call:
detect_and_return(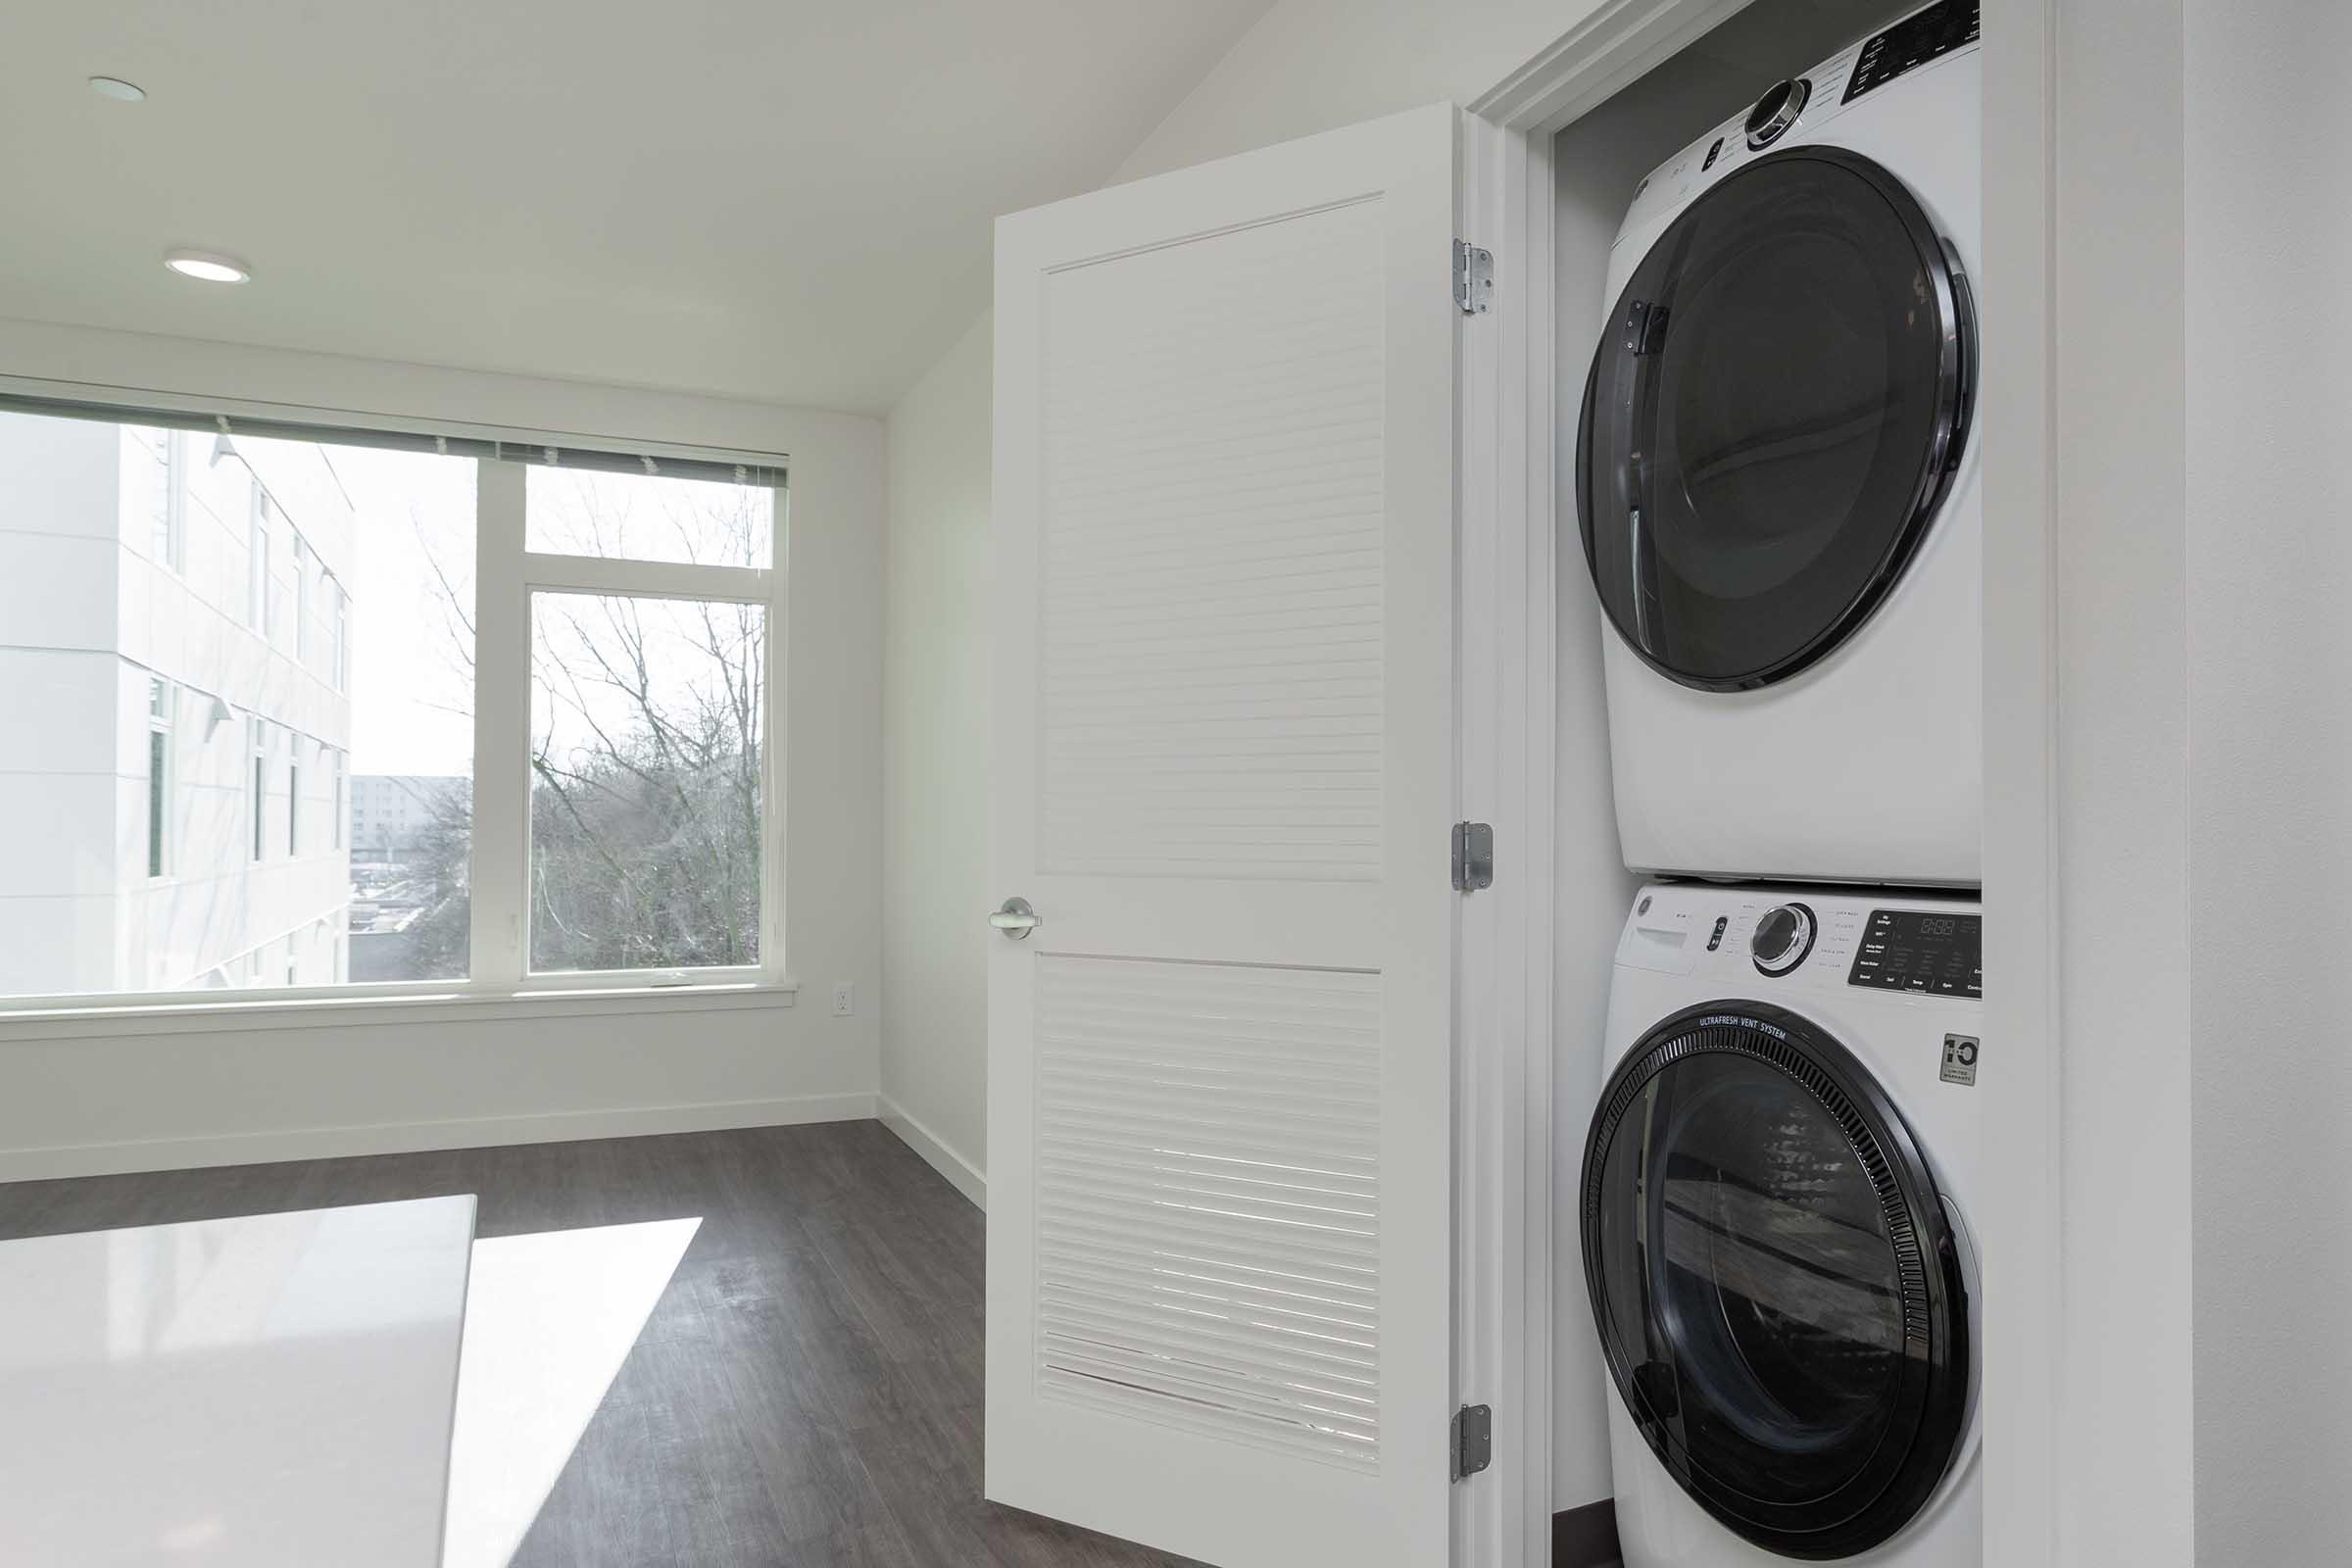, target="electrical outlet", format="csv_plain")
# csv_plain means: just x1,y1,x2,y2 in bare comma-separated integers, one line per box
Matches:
831,982,855,1017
